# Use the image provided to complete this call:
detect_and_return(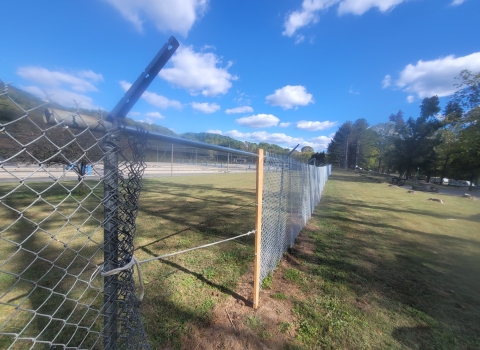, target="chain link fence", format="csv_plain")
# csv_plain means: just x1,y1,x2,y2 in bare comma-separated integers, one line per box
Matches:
259,152,331,286
0,82,149,349
1,80,331,348
142,141,256,177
